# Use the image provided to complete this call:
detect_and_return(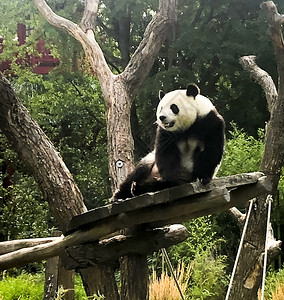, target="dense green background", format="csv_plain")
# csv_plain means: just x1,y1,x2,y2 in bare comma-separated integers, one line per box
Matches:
0,0,283,298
